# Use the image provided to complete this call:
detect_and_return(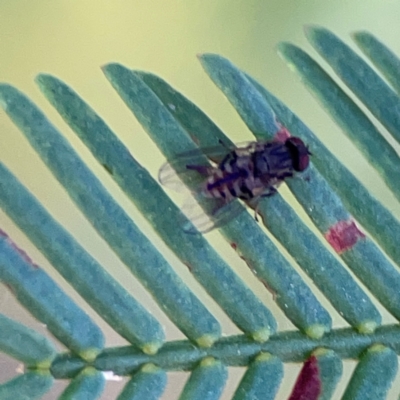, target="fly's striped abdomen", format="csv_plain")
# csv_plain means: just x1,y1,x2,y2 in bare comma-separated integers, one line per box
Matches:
204,170,242,200
203,154,260,201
